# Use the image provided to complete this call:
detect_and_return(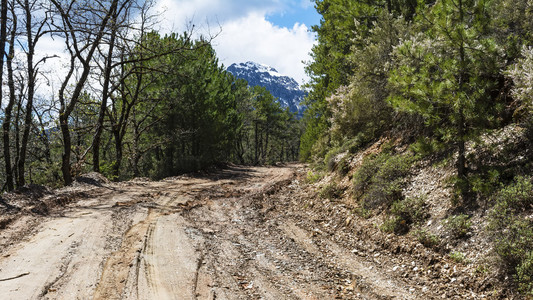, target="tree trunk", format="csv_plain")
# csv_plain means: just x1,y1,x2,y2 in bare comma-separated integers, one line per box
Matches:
0,0,7,109
17,0,37,187
254,121,259,164
456,0,469,202
60,113,73,185
112,127,122,180
51,0,120,185
3,10,16,191
92,5,118,173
